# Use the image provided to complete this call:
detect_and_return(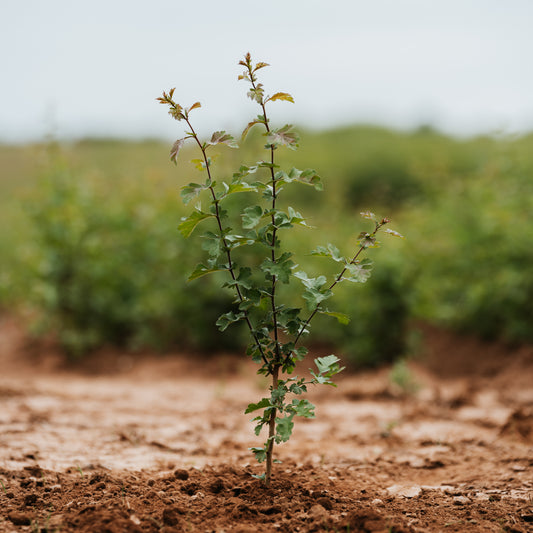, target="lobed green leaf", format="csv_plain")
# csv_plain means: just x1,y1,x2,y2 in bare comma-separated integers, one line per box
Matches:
187,263,224,281
310,244,345,263
241,205,263,229
245,398,272,414
216,311,246,331
261,252,295,284
343,261,372,283
249,447,267,463
181,182,207,205
290,399,315,418
178,210,214,238
275,416,294,443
